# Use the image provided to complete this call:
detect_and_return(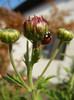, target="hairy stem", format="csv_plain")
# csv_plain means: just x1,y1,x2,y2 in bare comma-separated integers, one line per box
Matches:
9,43,30,92
35,41,62,88
28,43,36,100
26,40,29,77
29,67,35,100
